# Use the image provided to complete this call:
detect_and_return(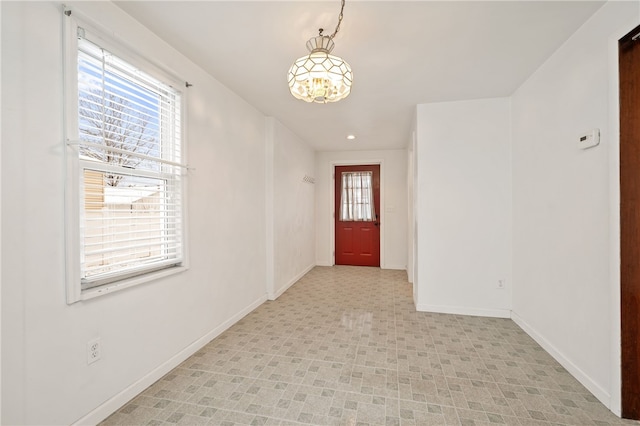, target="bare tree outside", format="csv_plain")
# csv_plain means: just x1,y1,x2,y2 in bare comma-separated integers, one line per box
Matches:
78,88,159,187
